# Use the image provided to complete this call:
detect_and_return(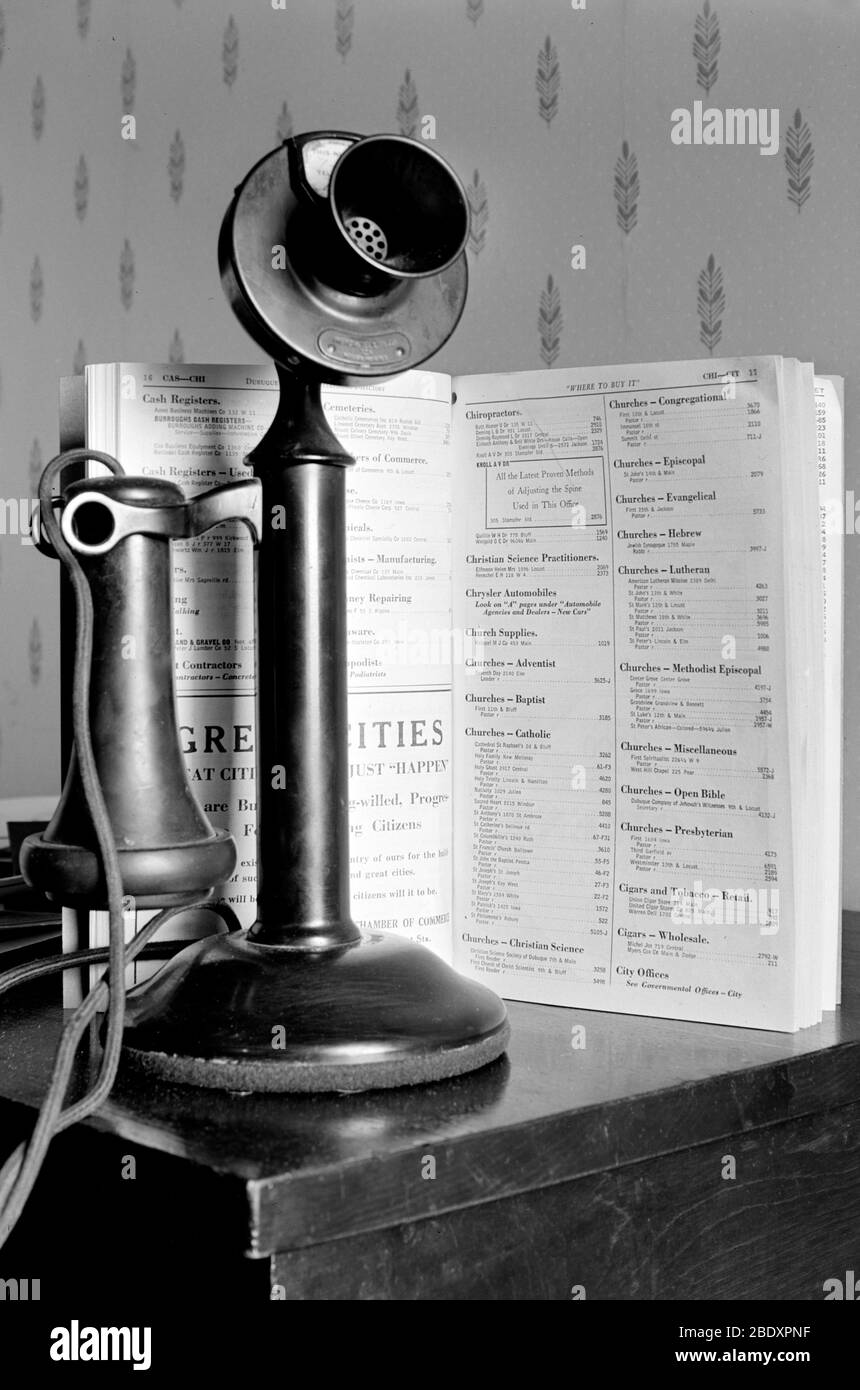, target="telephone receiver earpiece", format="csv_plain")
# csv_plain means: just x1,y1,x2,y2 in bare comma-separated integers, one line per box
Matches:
219,130,470,382
21,471,261,909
